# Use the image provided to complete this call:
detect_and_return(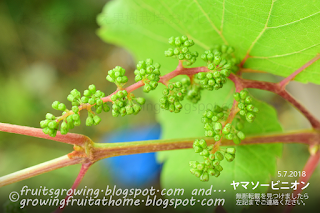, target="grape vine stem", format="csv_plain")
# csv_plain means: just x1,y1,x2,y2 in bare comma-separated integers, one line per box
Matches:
1,130,318,187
